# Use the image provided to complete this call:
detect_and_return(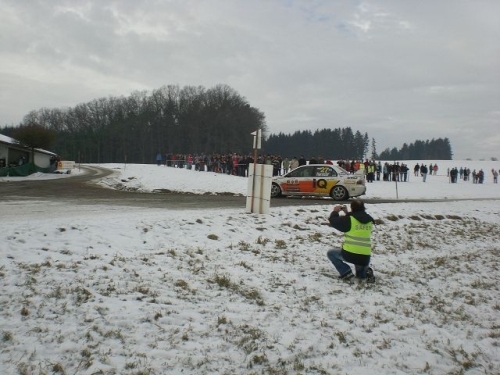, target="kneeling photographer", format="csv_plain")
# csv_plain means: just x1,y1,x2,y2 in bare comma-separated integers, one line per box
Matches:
326,199,376,282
